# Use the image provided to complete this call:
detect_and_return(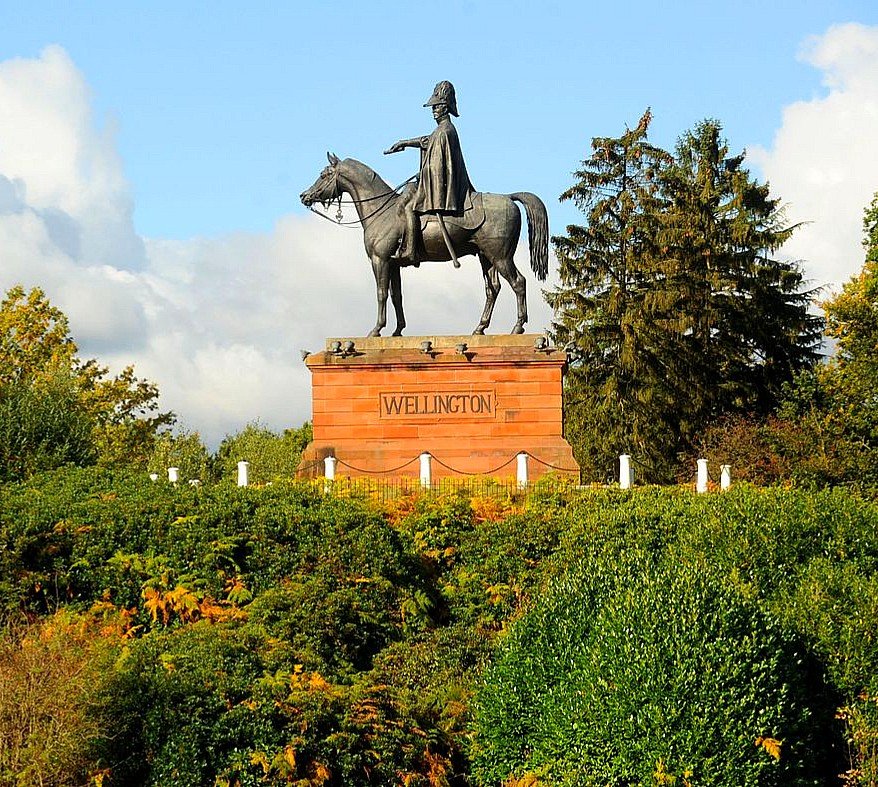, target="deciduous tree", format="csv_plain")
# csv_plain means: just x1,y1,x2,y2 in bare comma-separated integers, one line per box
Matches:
793,189,878,484
824,191,878,384
0,285,174,478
